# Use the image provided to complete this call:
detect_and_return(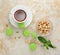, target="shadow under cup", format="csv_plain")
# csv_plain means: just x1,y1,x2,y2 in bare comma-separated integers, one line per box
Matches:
14,9,27,23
